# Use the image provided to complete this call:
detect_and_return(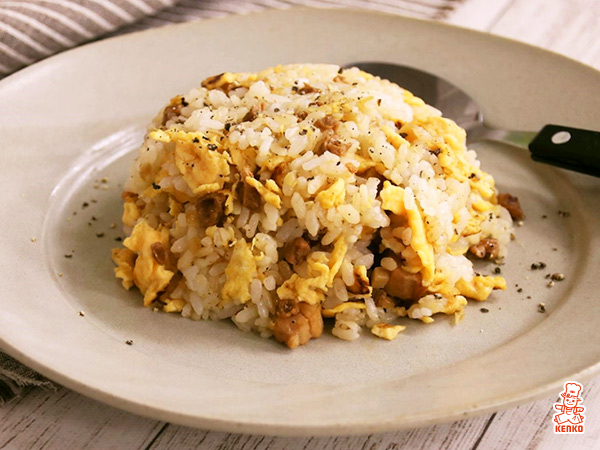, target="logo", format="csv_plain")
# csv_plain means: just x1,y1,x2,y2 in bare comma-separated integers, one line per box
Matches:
553,381,585,434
